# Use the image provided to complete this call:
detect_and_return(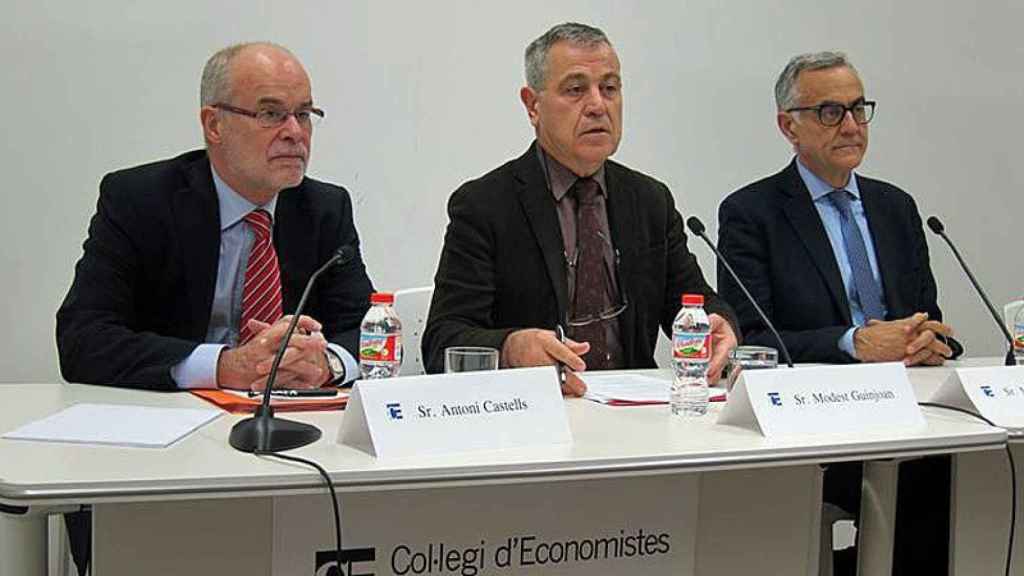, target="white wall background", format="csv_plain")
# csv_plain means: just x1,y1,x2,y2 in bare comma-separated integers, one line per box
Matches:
1,1,1021,382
